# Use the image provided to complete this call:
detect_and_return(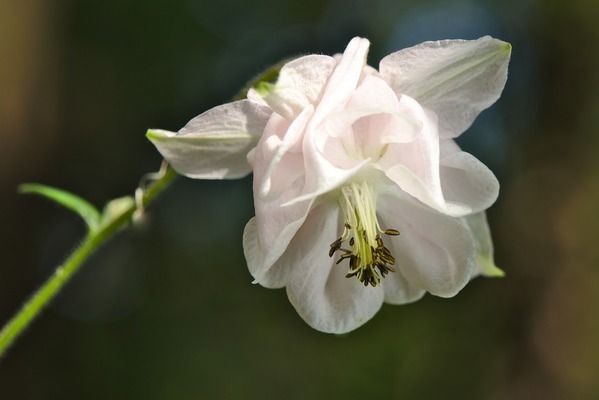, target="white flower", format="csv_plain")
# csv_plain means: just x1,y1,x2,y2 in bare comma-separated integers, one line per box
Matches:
148,36,510,333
